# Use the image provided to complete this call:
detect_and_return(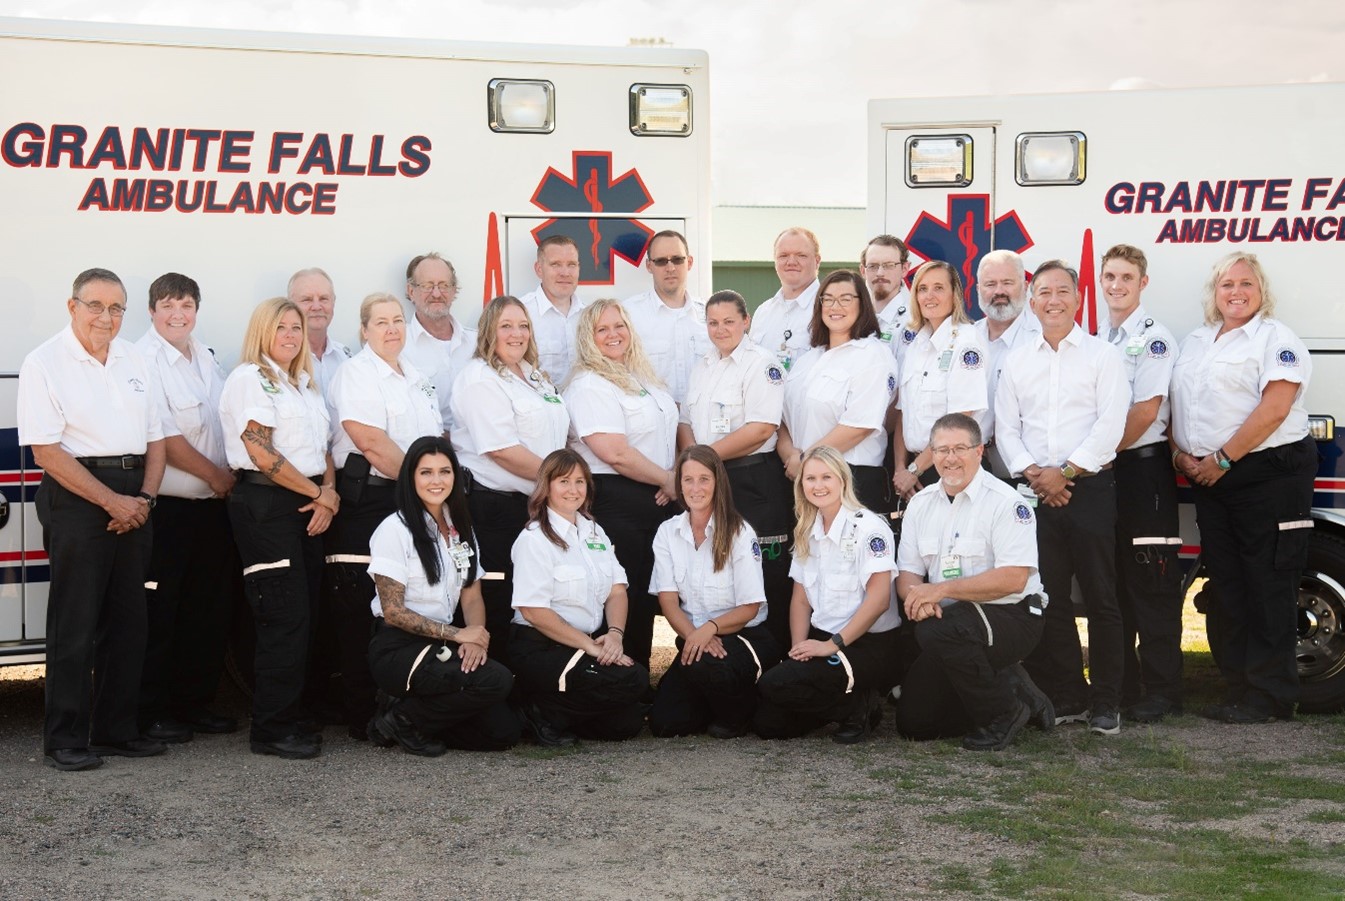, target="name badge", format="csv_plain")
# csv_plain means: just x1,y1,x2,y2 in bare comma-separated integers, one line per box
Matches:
940,553,962,580
880,330,893,343
777,351,792,371
1016,483,1039,508
938,349,953,371
1125,335,1146,356
542,393,562,404
448,542,473,573
840,538,858,561
711,416,731,434
585,539,607,551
